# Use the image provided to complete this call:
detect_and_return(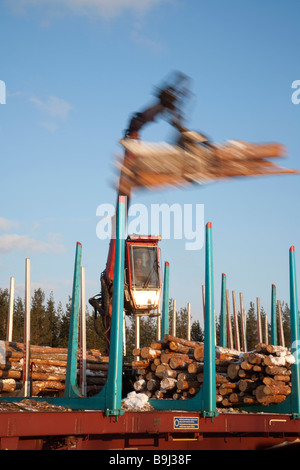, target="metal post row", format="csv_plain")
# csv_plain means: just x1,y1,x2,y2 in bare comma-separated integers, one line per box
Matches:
0,197,300,419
